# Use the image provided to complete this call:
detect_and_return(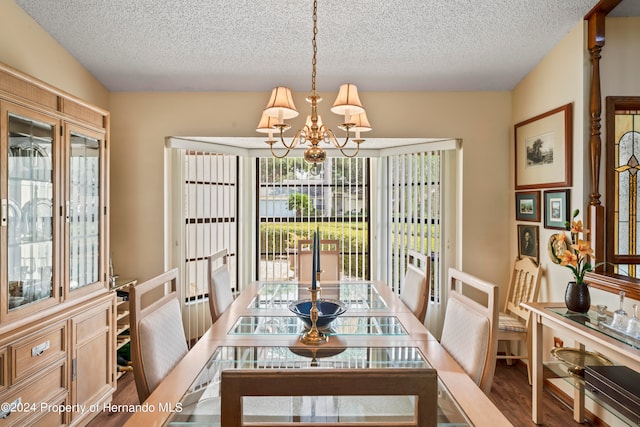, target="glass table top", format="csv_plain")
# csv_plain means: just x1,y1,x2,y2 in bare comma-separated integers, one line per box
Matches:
548,307,640,350
249,281,387,311
230,316,408,336
164,346,471,426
